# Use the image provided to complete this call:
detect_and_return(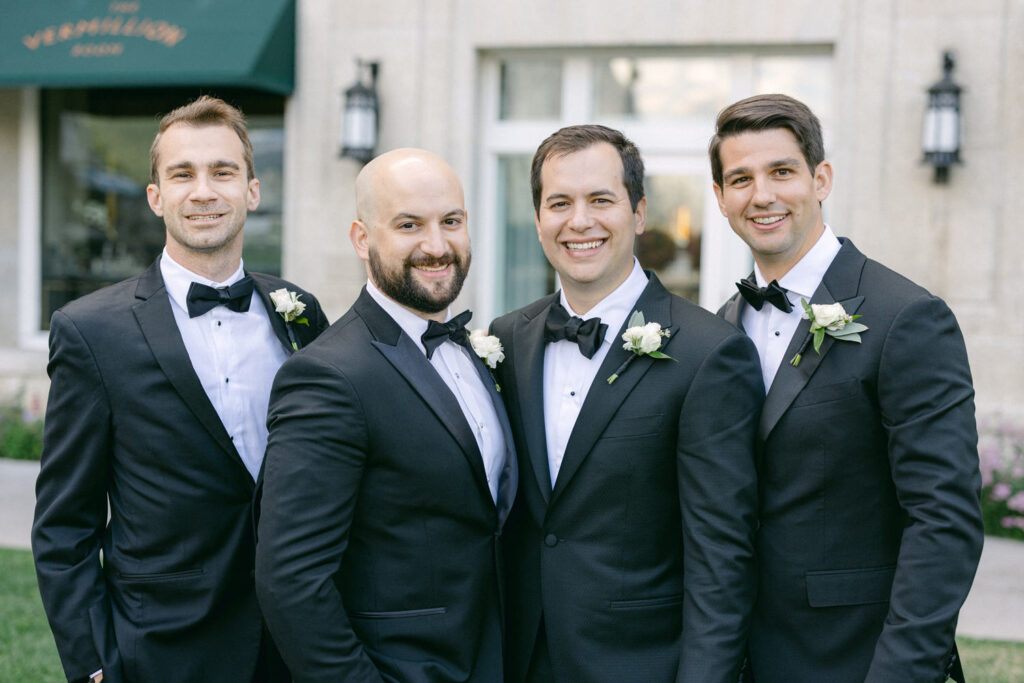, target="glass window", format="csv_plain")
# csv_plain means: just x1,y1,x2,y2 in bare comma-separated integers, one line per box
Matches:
39,88,284,330
637,173,705,303
497,155,553,311
499,59,562,120
593,57,732,120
